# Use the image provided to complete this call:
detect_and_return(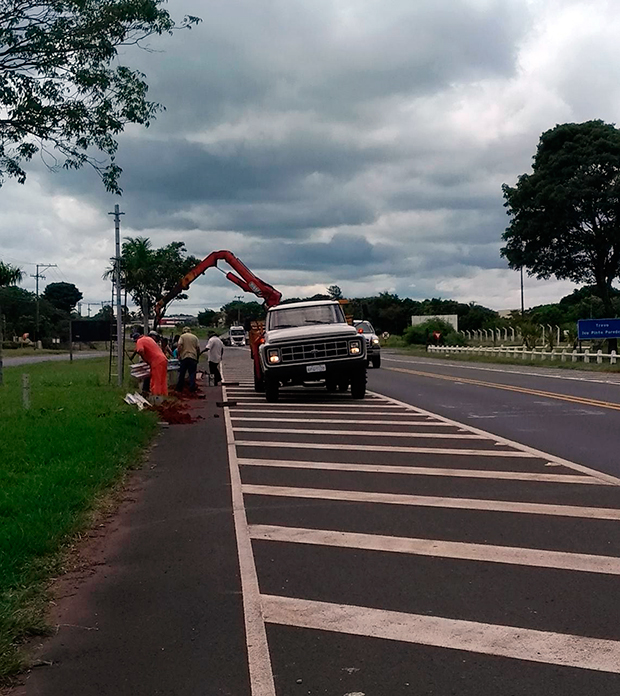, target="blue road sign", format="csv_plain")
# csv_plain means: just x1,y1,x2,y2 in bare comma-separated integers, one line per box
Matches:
578,318,620,340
